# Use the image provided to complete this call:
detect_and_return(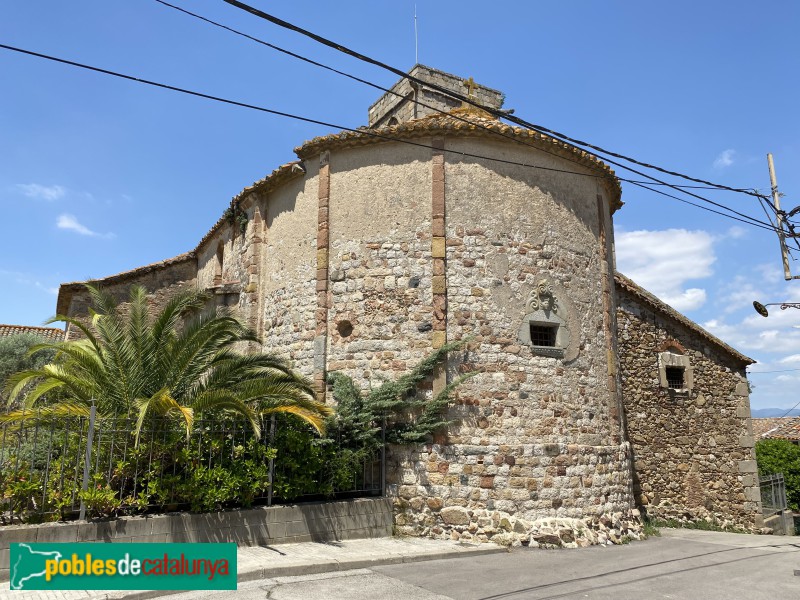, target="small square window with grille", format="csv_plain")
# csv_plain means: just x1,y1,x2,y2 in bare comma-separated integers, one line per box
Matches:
529,324,557,347
666,366,685,389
